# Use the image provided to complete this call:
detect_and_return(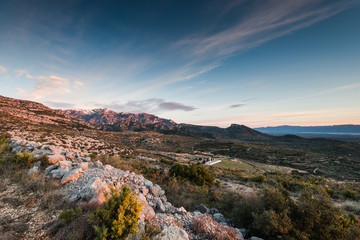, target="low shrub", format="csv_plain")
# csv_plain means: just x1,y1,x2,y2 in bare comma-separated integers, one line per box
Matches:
251,174,265,183
13,150,37,167
141,224,163,240
218,186,360,240
89,186,143,240
169,163,215,186
59,207,83,225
